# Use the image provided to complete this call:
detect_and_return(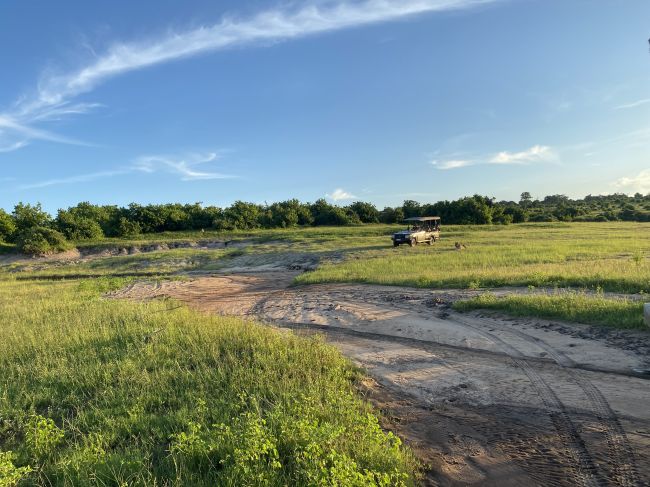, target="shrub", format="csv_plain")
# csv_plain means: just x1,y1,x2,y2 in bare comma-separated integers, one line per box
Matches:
0,210,16,243
12,203,51,233
0,451,32,487
25,415,65,461
56,211,104,240
16,227,71,256
379,207,404,224
310,199,351,226
115,217,141,238
222,201,263,230
348,202,379,223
